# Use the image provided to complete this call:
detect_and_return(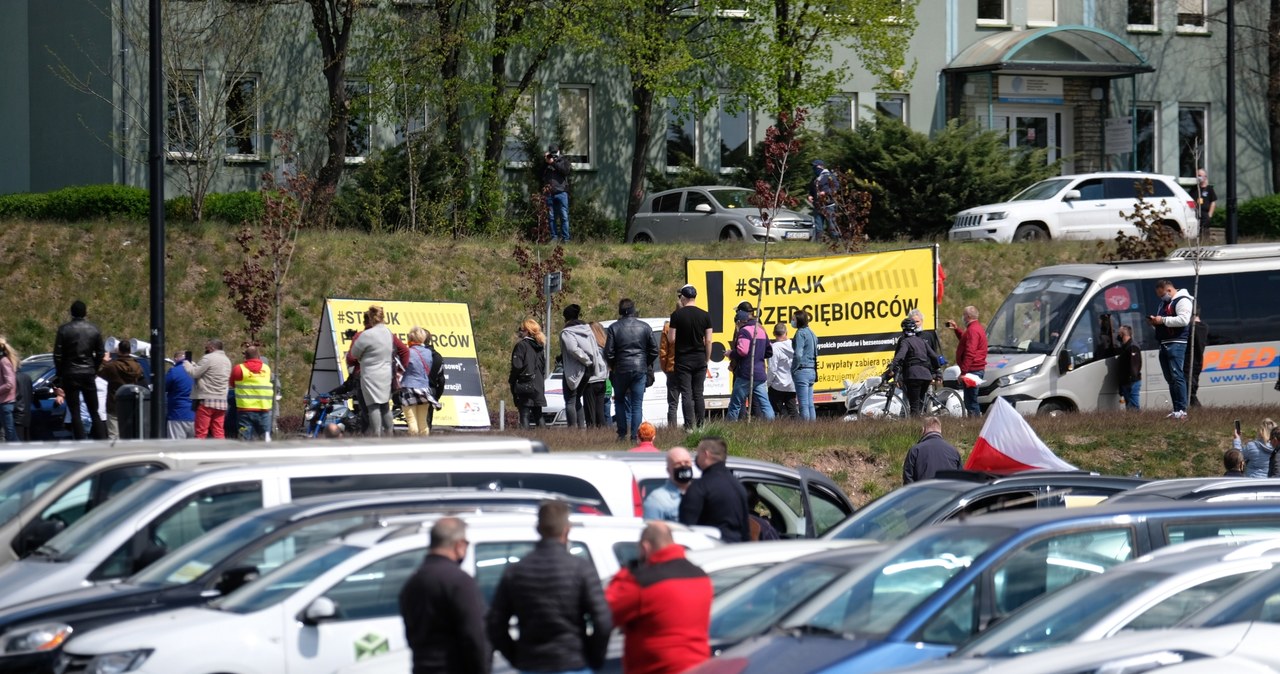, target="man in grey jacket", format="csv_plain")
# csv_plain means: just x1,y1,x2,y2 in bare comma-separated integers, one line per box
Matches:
185,338,232,439
486,501,611,674
605,298,658,443
559,304,598,429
